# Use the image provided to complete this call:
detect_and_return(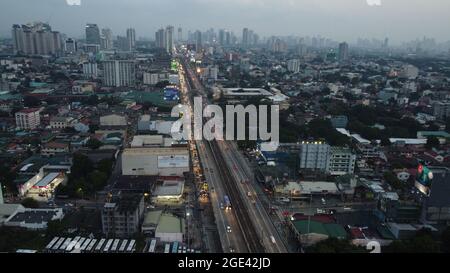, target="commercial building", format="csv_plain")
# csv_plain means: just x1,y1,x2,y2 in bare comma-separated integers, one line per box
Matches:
12,22,63,55
50,116,76,130
152,180,185,205
100,114,127,127
126,28,136,51
122,147,189,176
85,23,101,45
165,26,174,54
15,108,41,130
103,60,136,87
329,147,356,176
3,207,64,230
82,62,98,79
101,28,113,50
155,213,185,243
299,142,331,172
433,101,450,120
338,42,349,62
41,142,70,157
102,193,145,237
